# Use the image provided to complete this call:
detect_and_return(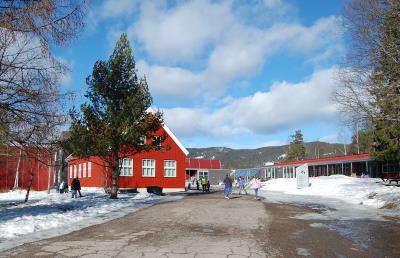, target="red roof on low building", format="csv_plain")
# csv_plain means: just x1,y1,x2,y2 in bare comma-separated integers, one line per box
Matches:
273,153,371,166
185,158,222,169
